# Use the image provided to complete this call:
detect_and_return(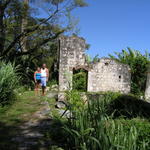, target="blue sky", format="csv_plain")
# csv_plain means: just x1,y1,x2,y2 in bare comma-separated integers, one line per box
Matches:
72,0,150,57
